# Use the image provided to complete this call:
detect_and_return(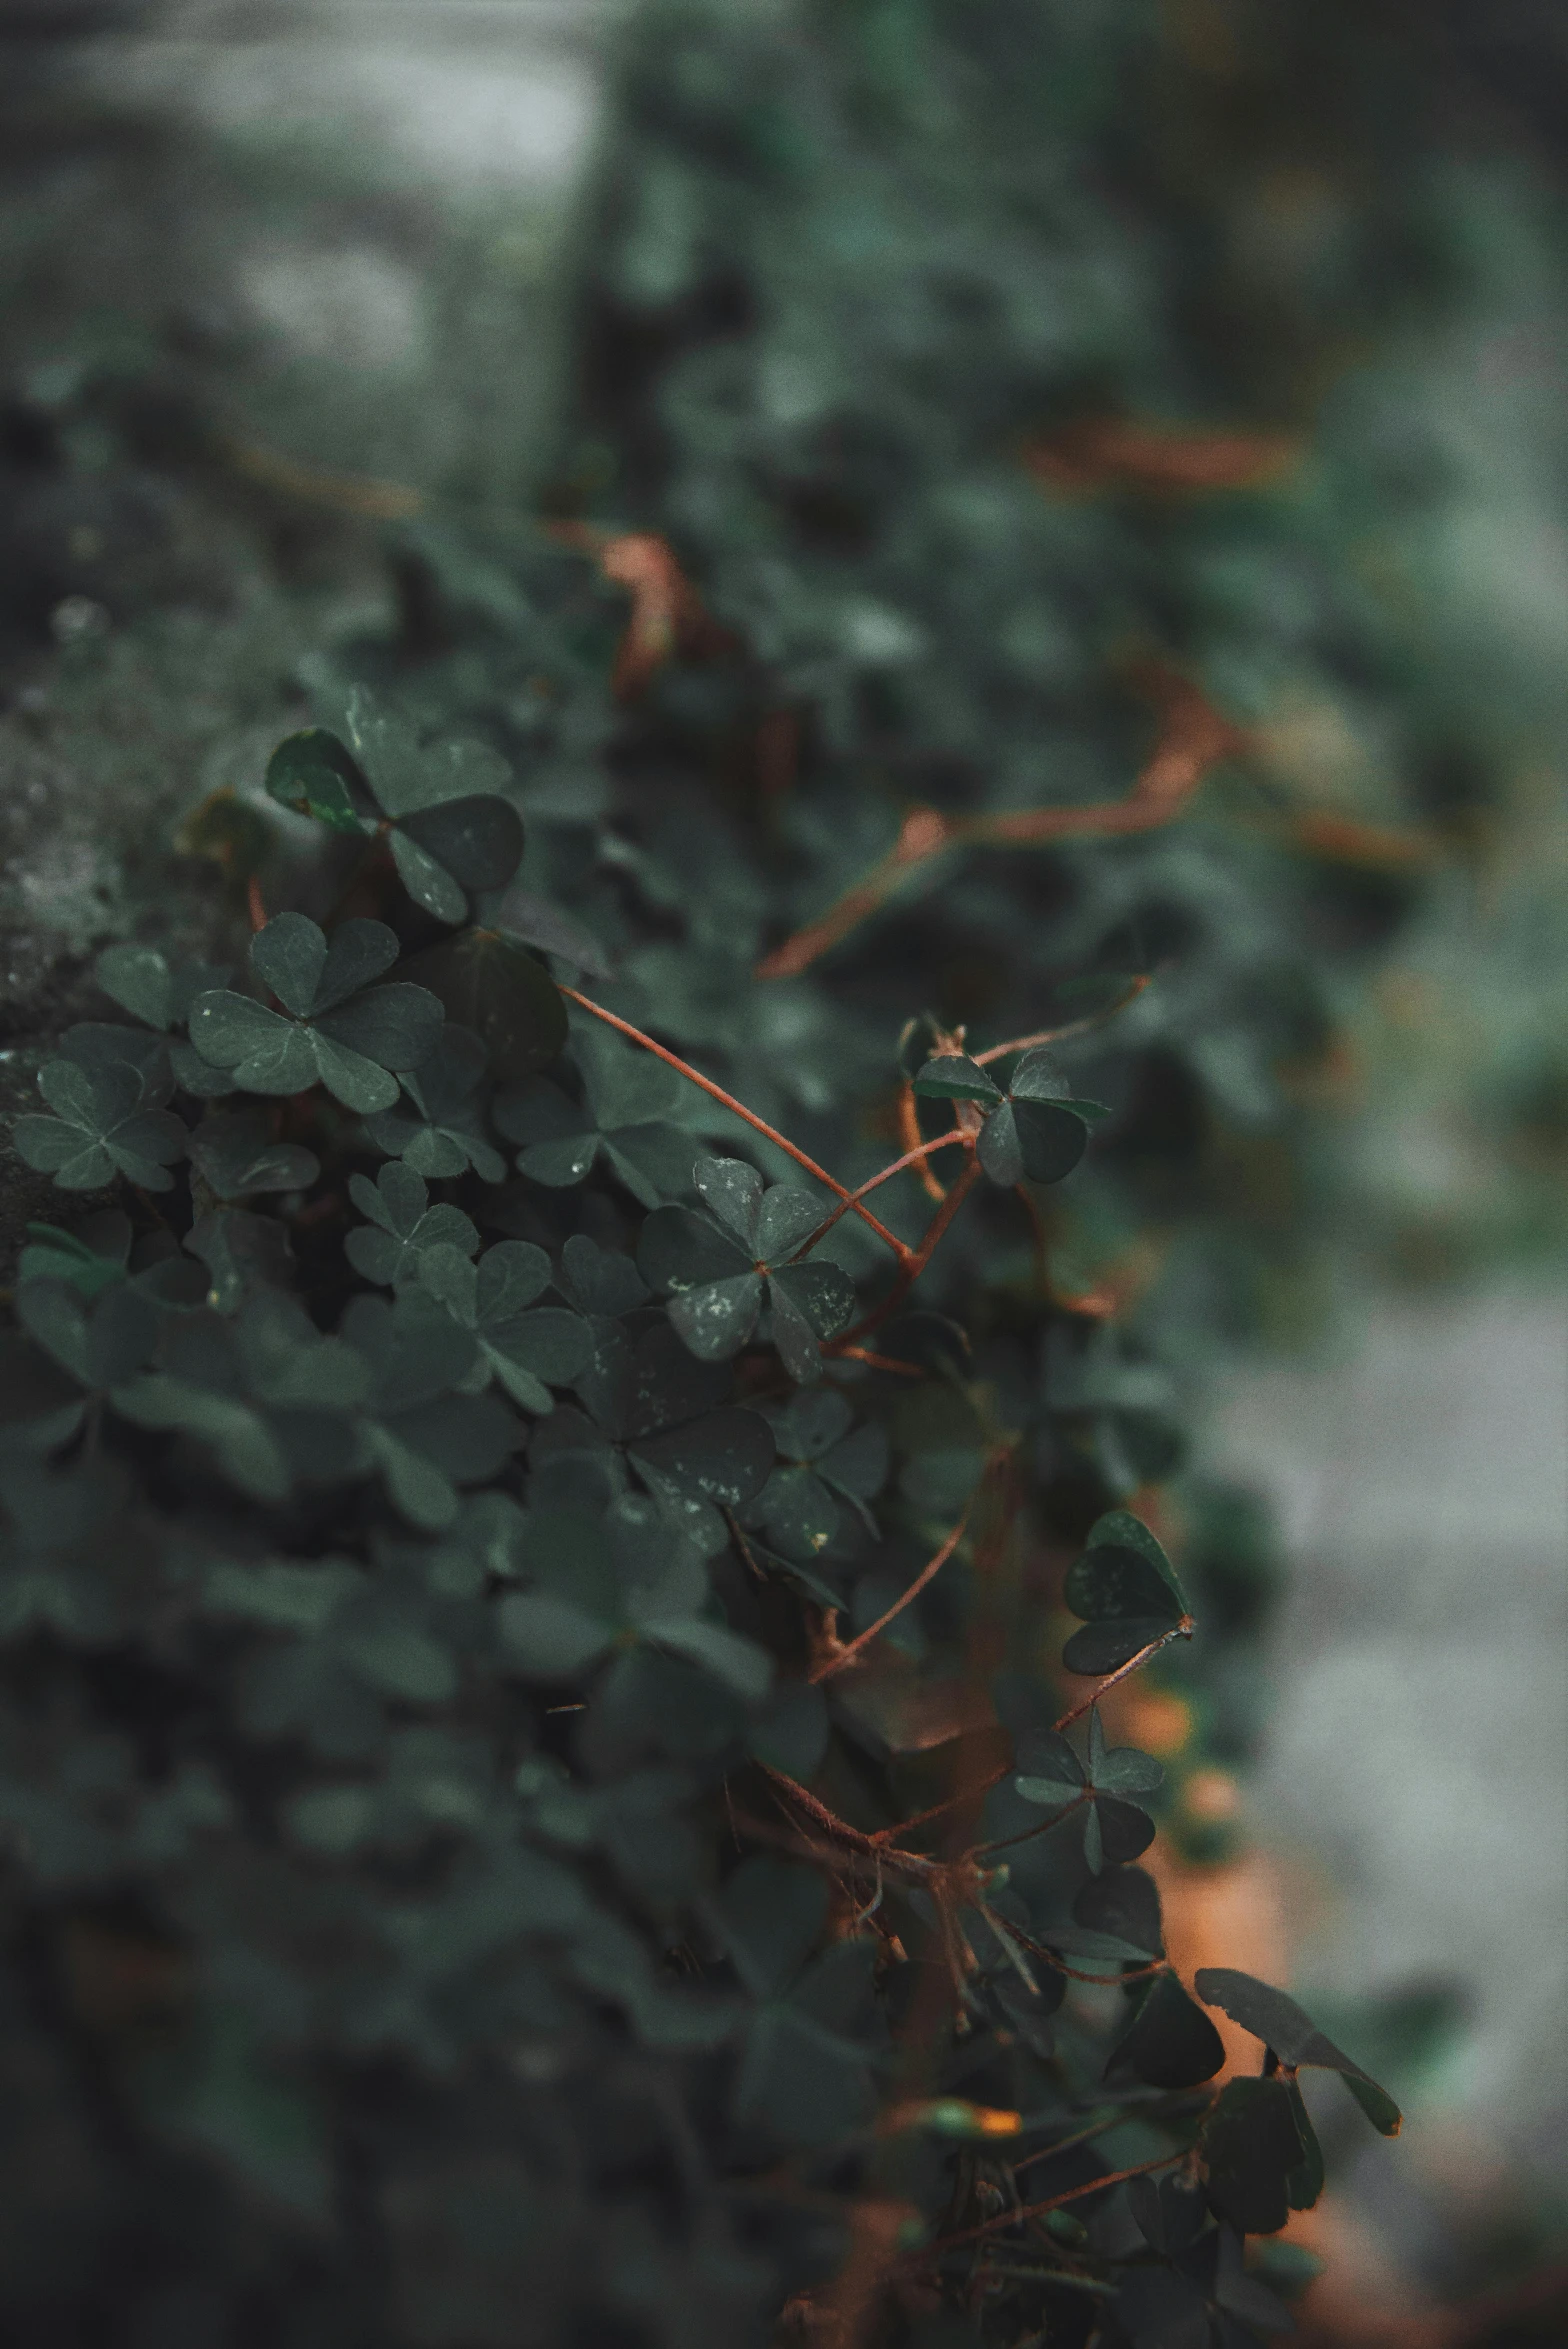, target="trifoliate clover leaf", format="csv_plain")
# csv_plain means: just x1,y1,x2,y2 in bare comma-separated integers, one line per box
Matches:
13,1054,188,1192
914,1047,1108,1187
112,1296,367,1502
338,1293,519,1530
497,1495,771,1700
414,1238,591,1413
570,1315,774,1556
266,693,525,924
188,914,443,1114
748,1389,889,1559
345,1163,480,1290
1195,1969,1402,2136
639,1157,855,1384
397,928,566,1084
361,1026,506,1182
16,1211,180,1303
93,941,229,1032
710,1857,880,2146
188,1108,320,1200
556,1233,650,1316
494,1027,691,1208
1014,1707,1163,1873
1062,1508,1192,1675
